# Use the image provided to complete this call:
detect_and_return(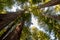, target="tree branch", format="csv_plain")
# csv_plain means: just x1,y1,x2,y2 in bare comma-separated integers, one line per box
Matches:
38,0,60,8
